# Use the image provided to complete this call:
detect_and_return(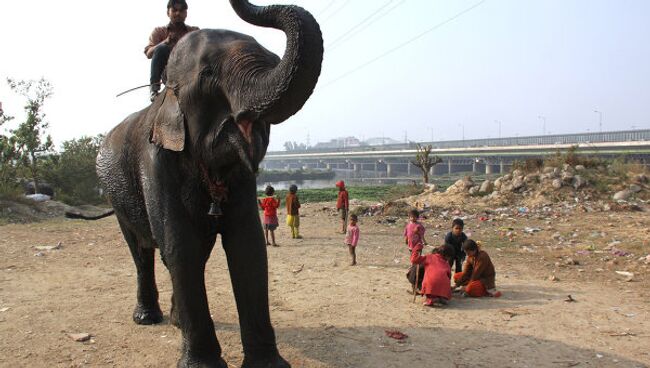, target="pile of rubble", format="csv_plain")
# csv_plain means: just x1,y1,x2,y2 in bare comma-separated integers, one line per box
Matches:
407,164,649,211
